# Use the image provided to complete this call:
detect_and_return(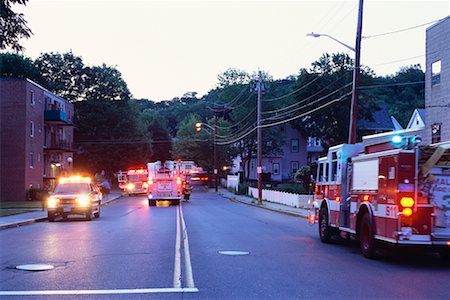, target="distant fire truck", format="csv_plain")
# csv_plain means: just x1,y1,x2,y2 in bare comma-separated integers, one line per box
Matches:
312,130,450,258
147,161,184,206
123,169,149,195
